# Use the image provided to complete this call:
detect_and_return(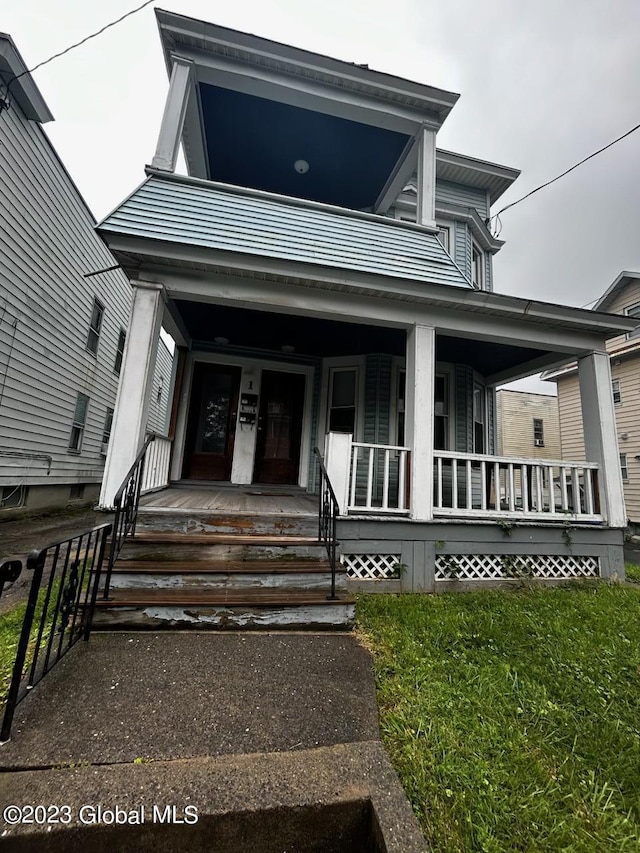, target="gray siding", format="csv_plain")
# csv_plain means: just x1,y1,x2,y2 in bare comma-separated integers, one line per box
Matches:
100,176,472,290
0,96,134,491
436,180,489,217
454,221,471,281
